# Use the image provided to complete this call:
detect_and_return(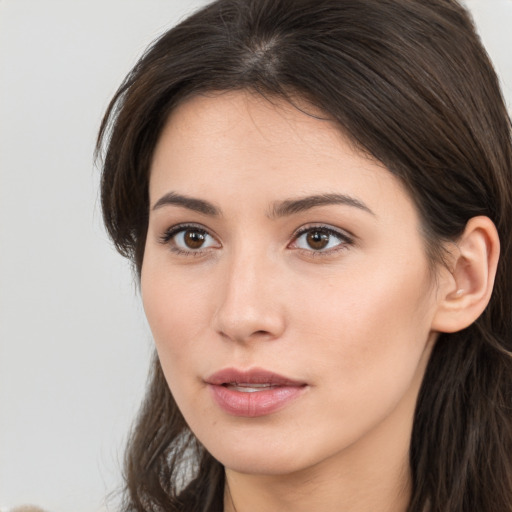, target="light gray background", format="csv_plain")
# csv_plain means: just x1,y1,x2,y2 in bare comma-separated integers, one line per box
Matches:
0,1,511,511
